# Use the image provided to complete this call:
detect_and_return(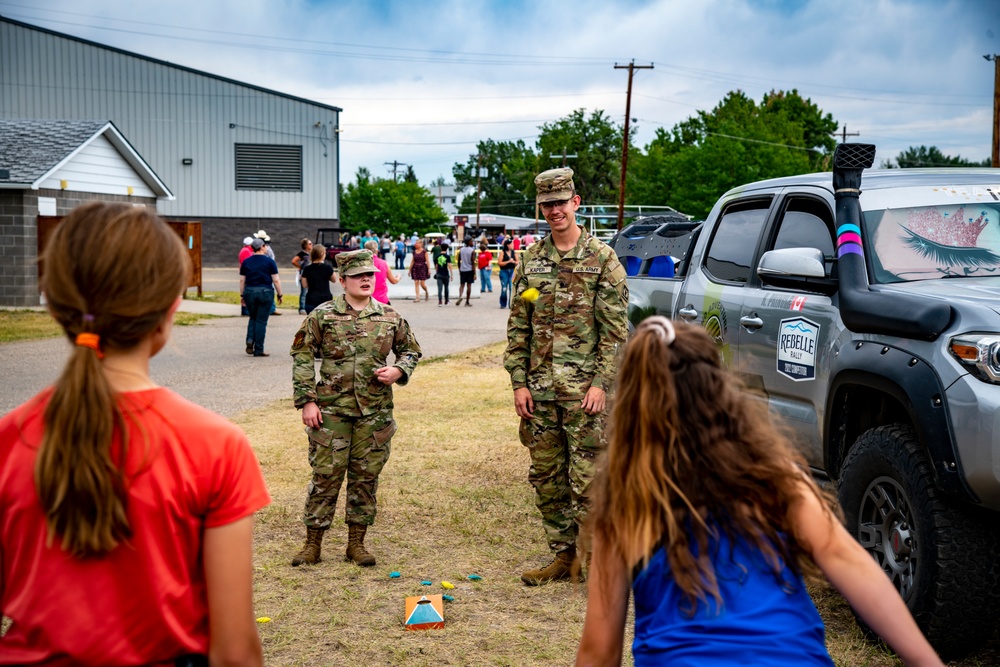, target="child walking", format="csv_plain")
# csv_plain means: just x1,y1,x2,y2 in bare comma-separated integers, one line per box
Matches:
0,202,269,666
435,245,453,305
576,317,942,667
